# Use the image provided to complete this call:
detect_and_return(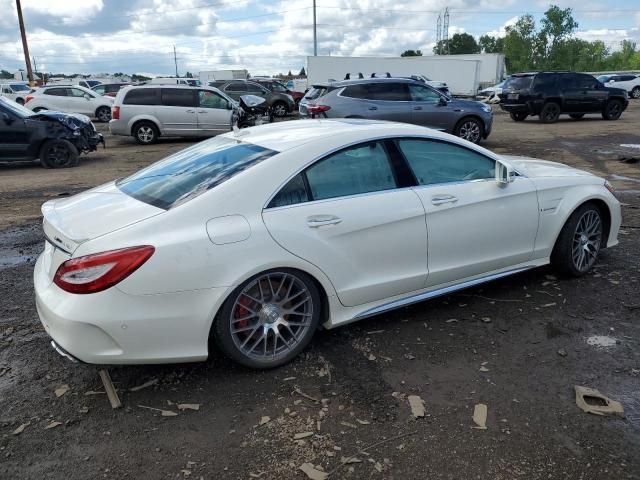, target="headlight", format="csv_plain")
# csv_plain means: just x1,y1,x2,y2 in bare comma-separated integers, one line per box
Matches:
481,104,492,113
